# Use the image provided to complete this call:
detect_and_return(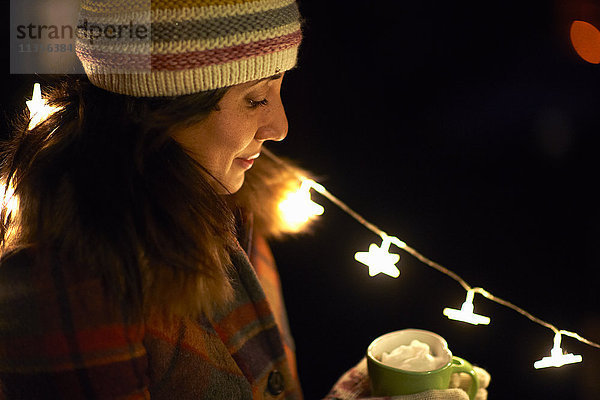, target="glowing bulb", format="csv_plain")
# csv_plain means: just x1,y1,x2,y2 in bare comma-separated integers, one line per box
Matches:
26,83,61,130
534,332,582,369
278,179,324,231
443,289,491,325
0,180,19,221
354,234,401,278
